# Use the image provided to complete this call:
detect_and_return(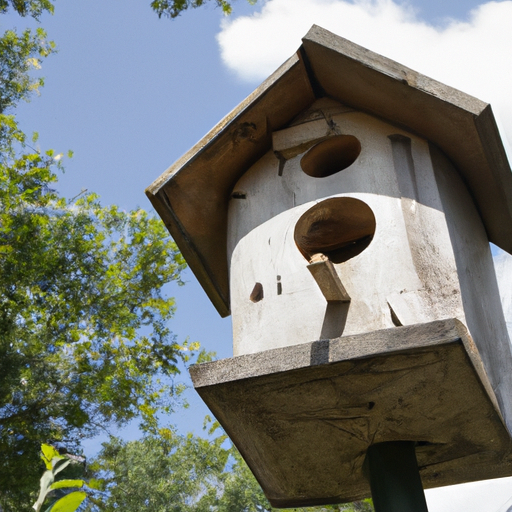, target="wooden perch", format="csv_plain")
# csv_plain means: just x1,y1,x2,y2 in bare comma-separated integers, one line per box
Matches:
307,253,351,302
